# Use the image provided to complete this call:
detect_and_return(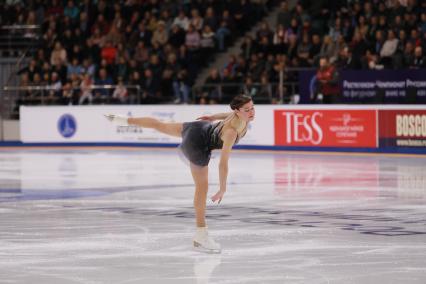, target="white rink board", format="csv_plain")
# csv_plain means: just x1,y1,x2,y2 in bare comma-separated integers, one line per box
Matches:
20,105,274,145
20,105,426,145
